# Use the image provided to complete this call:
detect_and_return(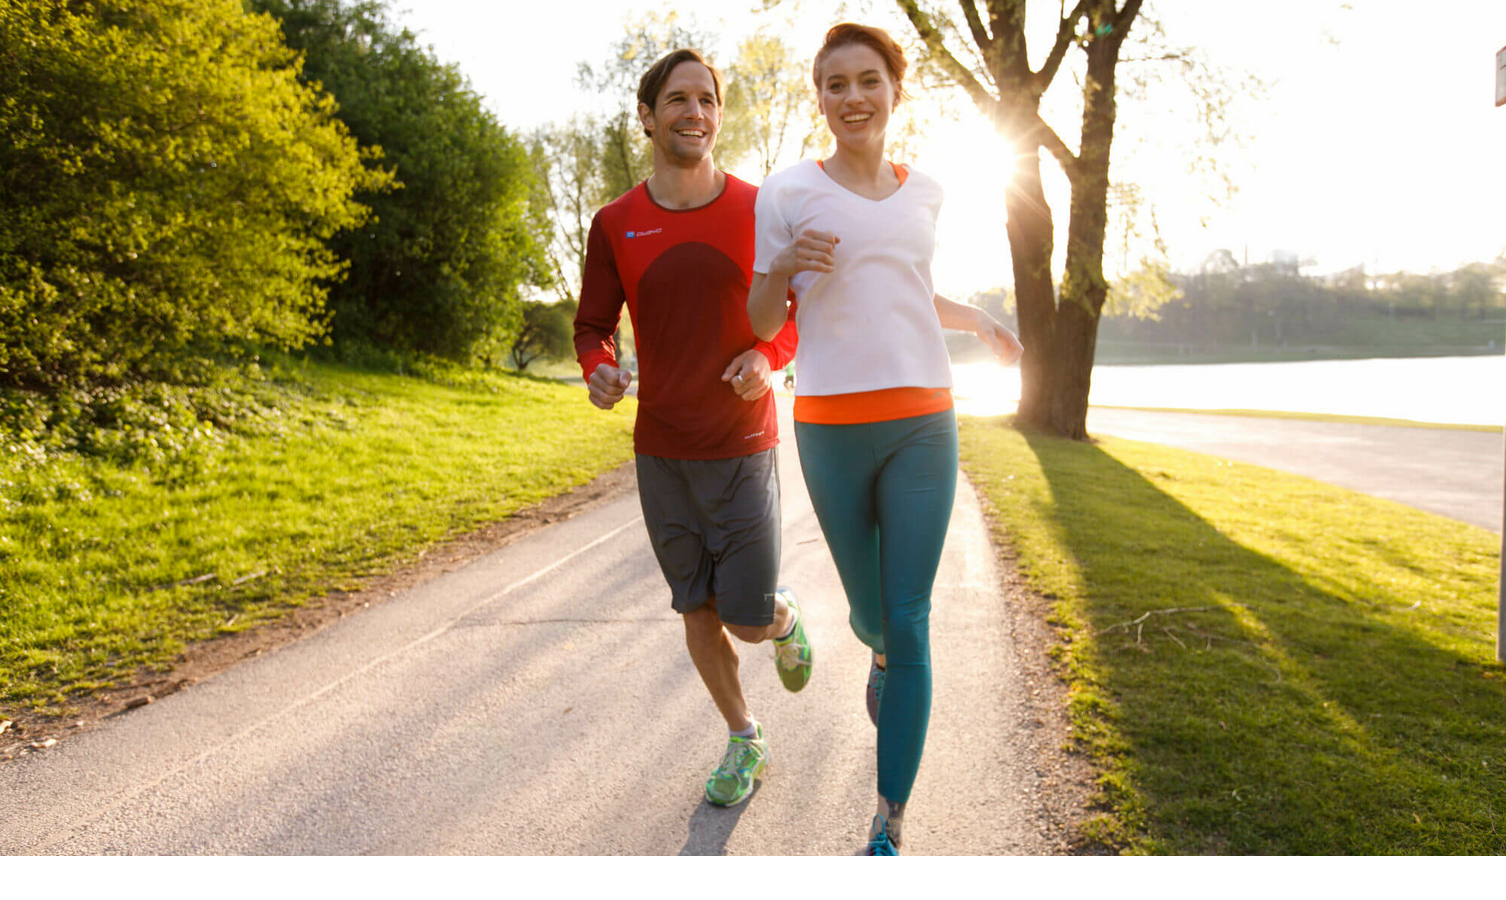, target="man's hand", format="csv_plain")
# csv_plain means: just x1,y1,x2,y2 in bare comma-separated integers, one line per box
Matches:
721,349,772,401
769,229,839,277
976,313,1024,367
587,363,633,409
